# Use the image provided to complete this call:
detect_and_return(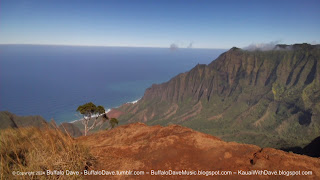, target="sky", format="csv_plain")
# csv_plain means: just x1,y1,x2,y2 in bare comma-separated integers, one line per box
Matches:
0,0,319,49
